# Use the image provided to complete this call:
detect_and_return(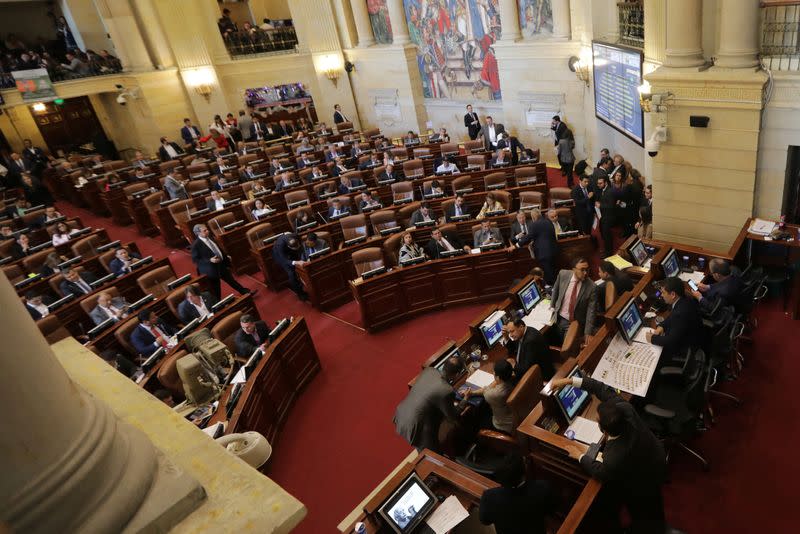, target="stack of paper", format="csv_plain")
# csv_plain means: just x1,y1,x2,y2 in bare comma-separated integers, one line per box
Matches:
466,369,494,388
748,218,776,236
605,254,633,270
523,299,555,331
592,332,663,396
567,416,604,445
425,496,469,534
678,271,706,285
